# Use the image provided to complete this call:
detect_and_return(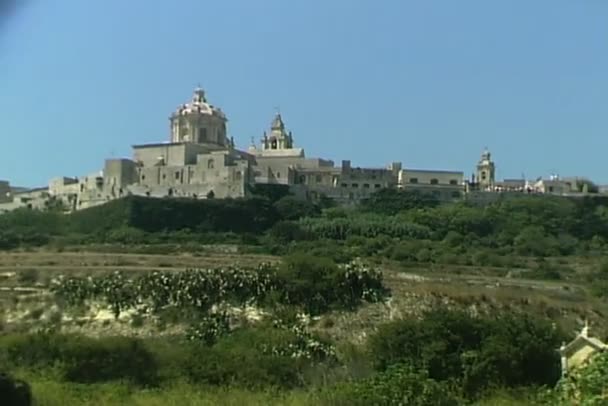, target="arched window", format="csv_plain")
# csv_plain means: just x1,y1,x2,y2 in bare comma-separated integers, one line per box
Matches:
430,178,439,185
208,159,214,169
